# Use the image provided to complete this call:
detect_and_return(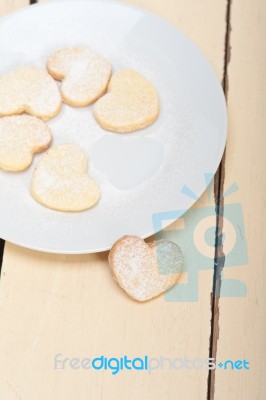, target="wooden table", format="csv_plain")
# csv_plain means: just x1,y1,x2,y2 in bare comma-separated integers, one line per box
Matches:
0,0,265,399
